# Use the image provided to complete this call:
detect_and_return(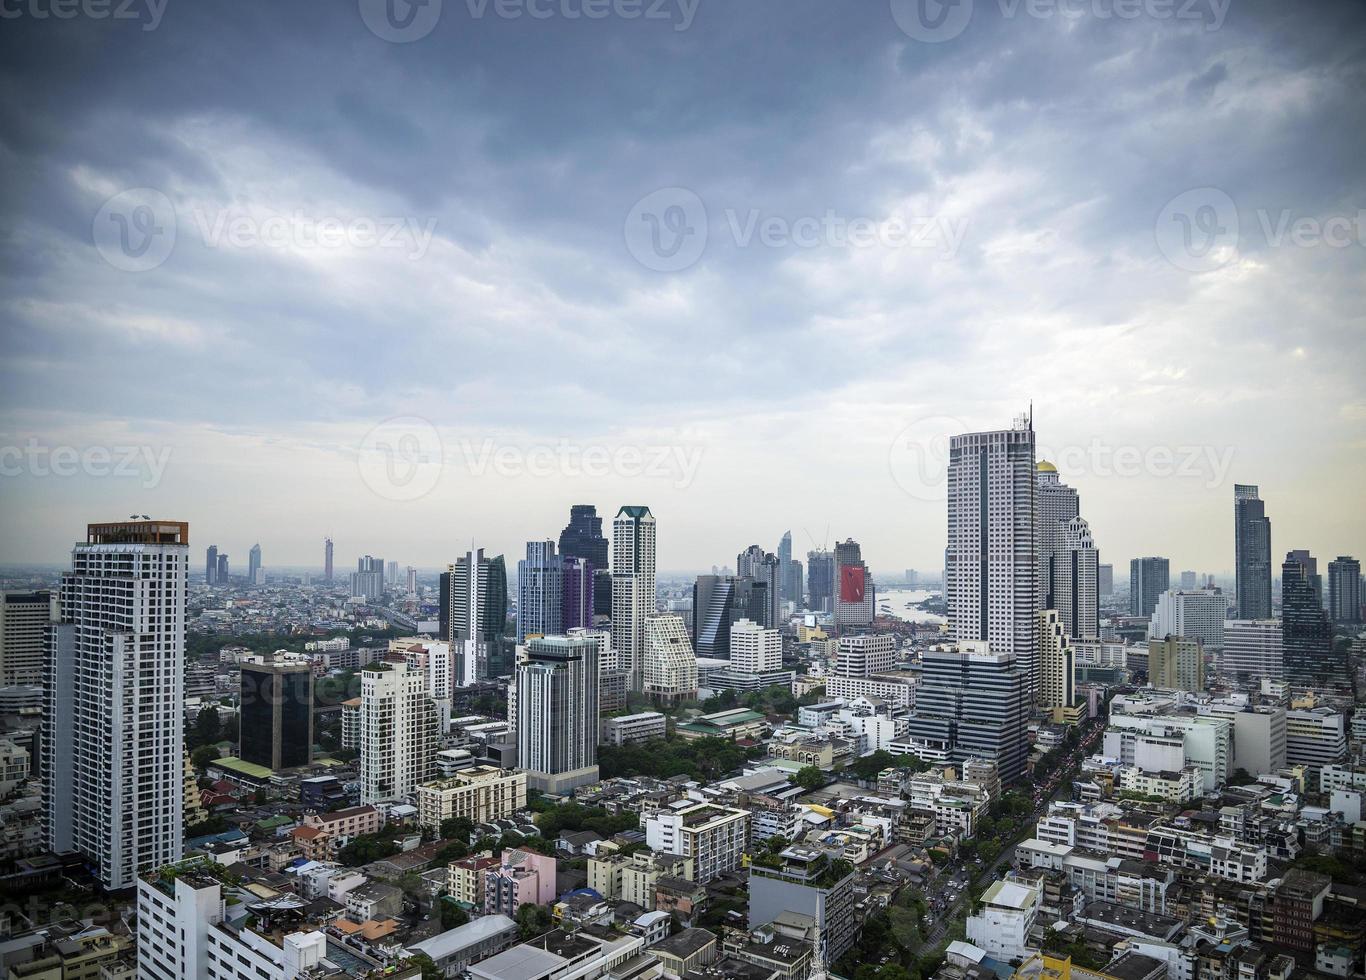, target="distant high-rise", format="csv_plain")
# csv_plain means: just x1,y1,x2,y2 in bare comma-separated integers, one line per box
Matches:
359,660,436,803
324,537,334,583
444,549,507,685
248,543,262,584
777,531,802,605
693,575,765,659
517,540,563,643
1327,556,1362,624
1098,563,1113,598
239,652,314,771
729,618,782,674
1234,484,1272,619
611,506,656,692
44,520,188,890
561,556,593,632
1035,461,1079,610
1148,636,1205,693
833,538,874,629
216,552,229,582
1148,587,1226,650
737,545,781,628
1129,557,1170,618
205,544,218,584
904,643,1030,782
1287,549,1323,606
1180,570,1198,590
1053,517,1099,642
515,634,599,793
351,555,385,601
559,504,611,617
806,550,835,613
386,560,399,586
946,414,1037,696
406,566,418,594
1221,620,1283,680
1036,610,1075,714
0,590,57,687
1281,552,1342,688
